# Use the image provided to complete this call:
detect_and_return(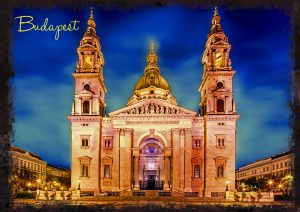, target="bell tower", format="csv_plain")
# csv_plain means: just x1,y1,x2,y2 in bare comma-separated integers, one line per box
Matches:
72,8,106,116
199,7,239,197
68,8,106,194
199,7,236,116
